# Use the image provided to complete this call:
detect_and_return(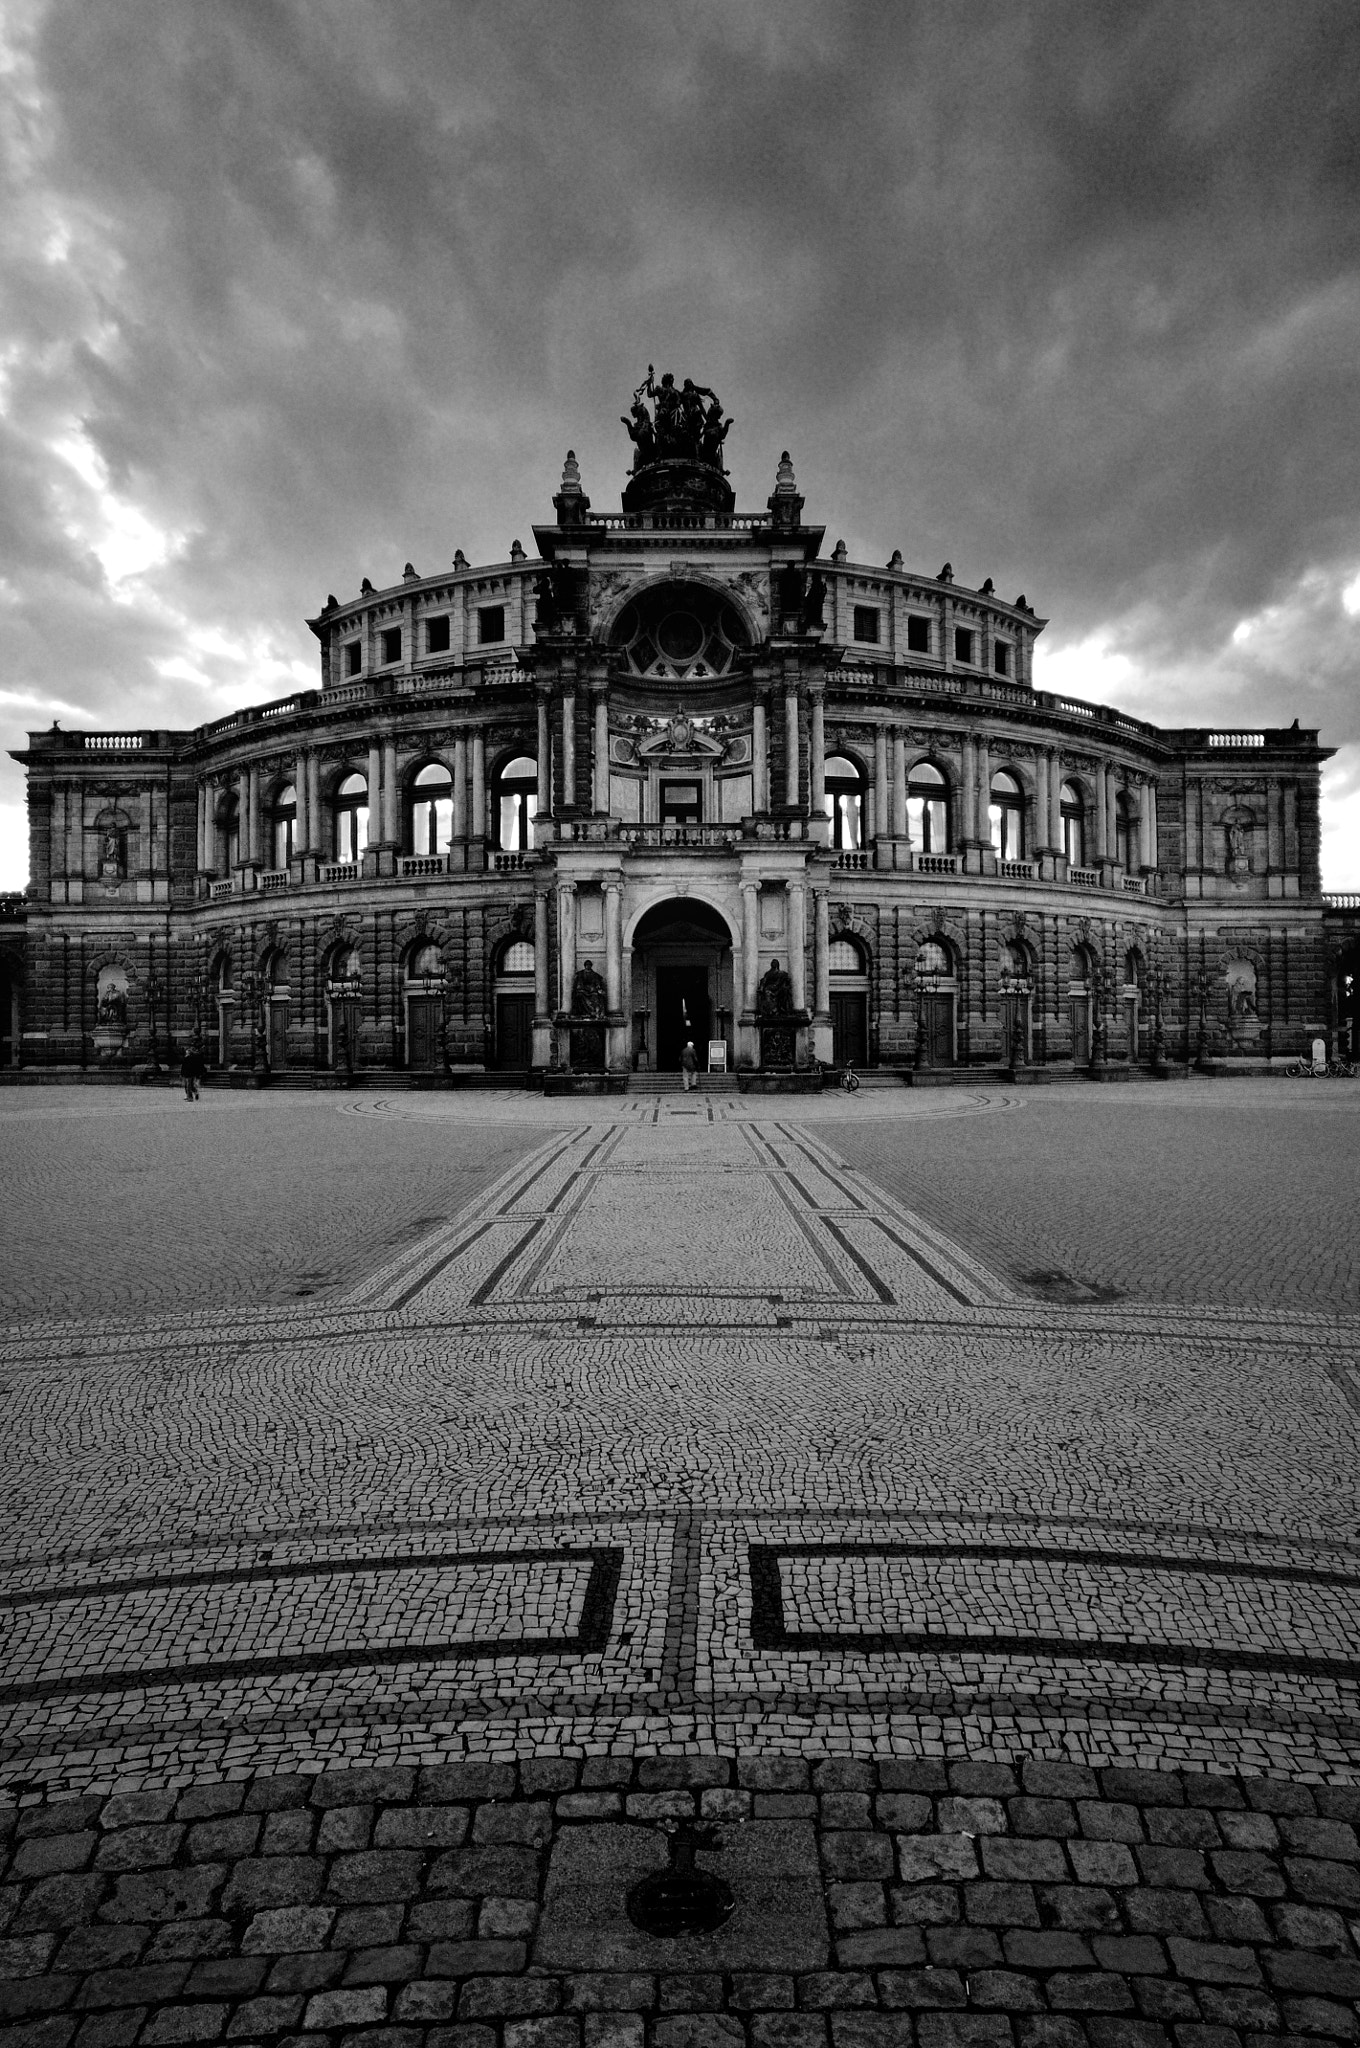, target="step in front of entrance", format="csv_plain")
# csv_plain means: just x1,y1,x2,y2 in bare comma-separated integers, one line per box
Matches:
628,1071,734,1092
